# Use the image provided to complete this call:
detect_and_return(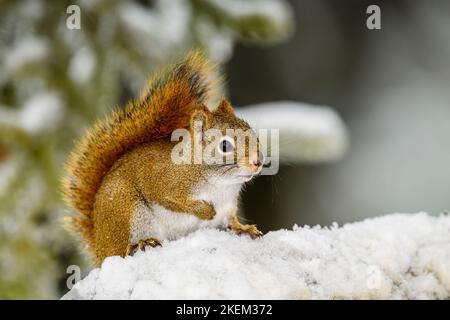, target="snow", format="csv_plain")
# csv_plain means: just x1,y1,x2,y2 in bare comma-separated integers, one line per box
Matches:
0,92,64,134
19,92,64,133
195,20,234,62
4,37,49,72
118,0,190,57
68,46,96,83
62,213,450,300
235,101,348,163
205,0,292,30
